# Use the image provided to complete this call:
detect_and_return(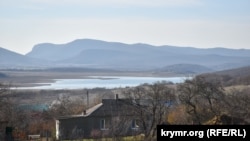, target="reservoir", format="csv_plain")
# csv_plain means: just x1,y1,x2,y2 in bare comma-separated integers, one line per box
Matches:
18,76,190,89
